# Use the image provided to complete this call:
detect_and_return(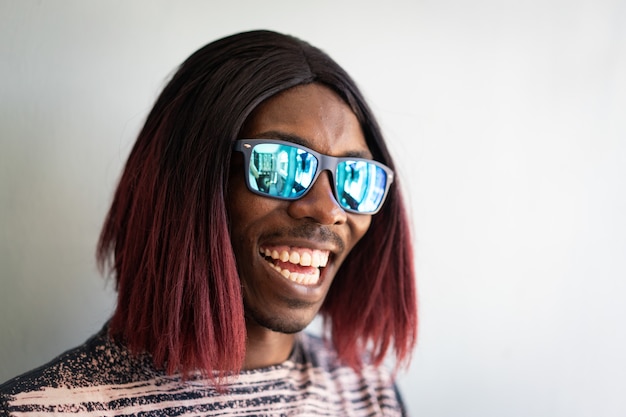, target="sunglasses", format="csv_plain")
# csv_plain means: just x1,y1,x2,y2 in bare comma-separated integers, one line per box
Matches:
233,139,393,214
